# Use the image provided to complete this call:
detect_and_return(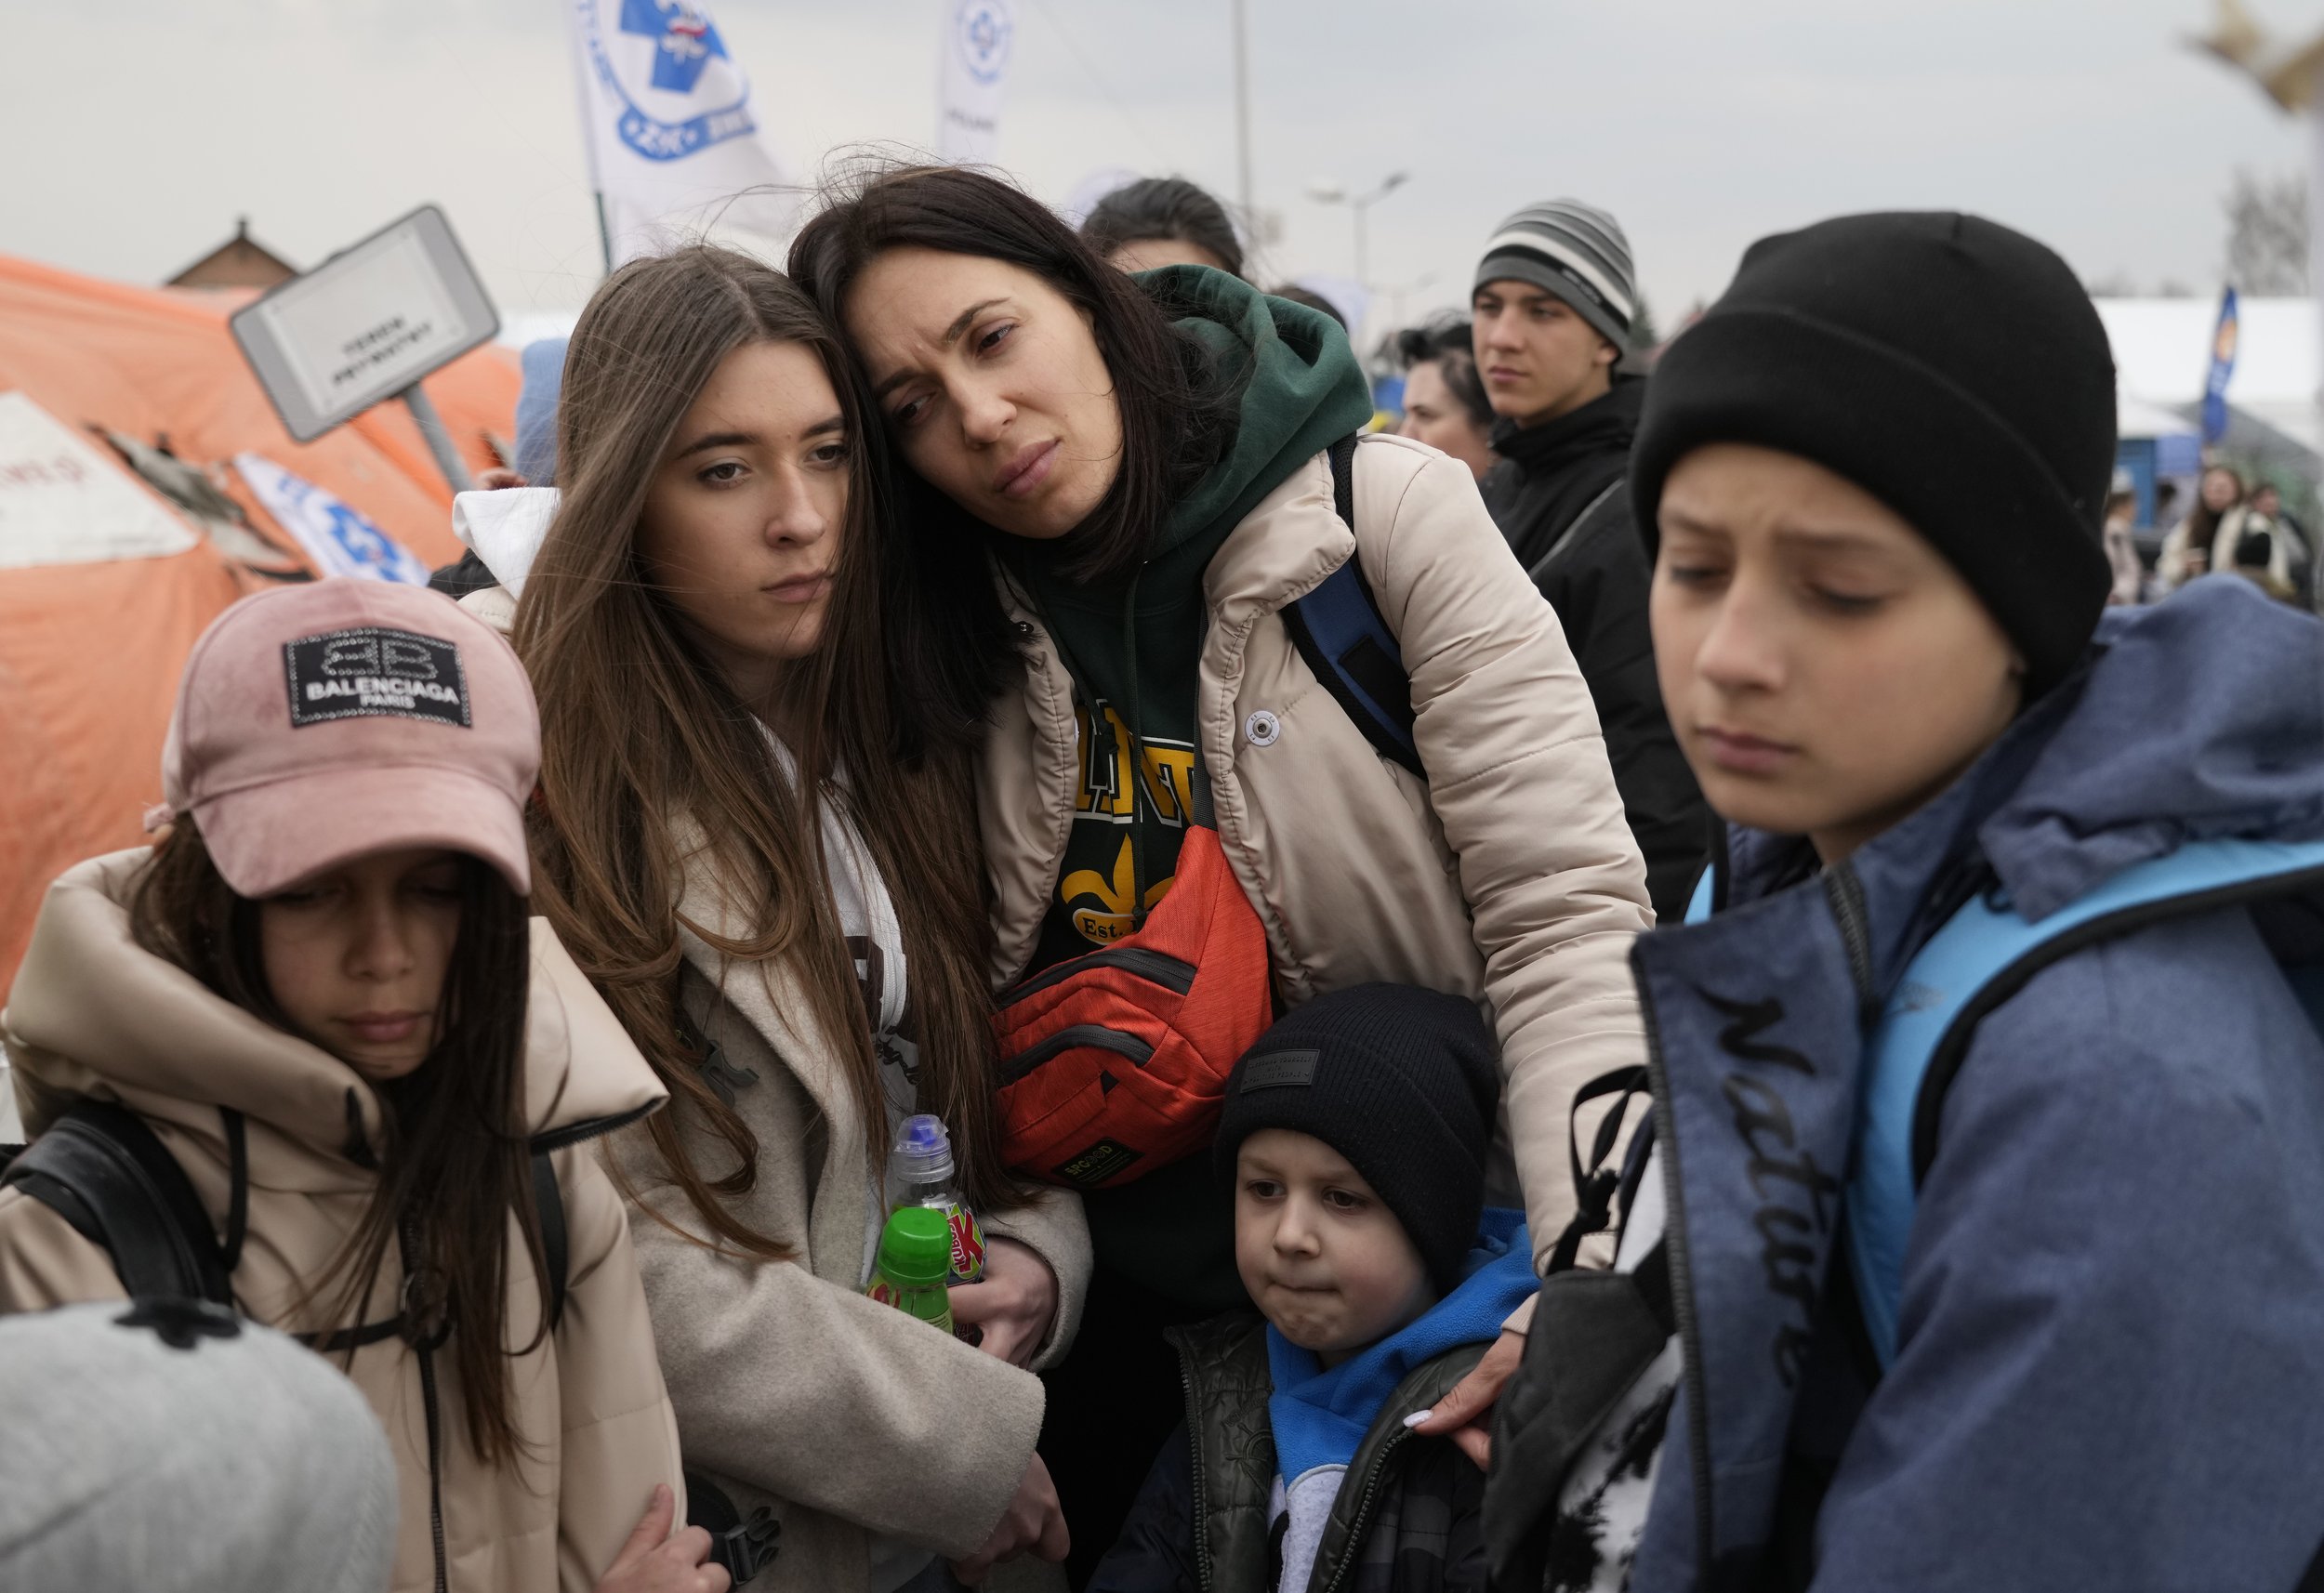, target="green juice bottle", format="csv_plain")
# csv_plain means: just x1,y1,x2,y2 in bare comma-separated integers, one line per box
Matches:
865,1205,955,1334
